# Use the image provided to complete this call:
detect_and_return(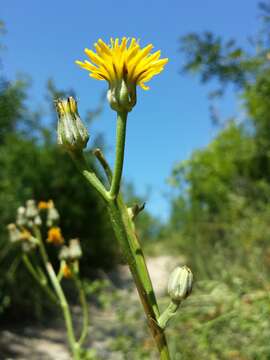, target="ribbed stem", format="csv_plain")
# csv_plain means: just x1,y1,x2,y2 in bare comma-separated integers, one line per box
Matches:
109,111,127,198
34,227,80,359
108,198,171,359
70,107,171,358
